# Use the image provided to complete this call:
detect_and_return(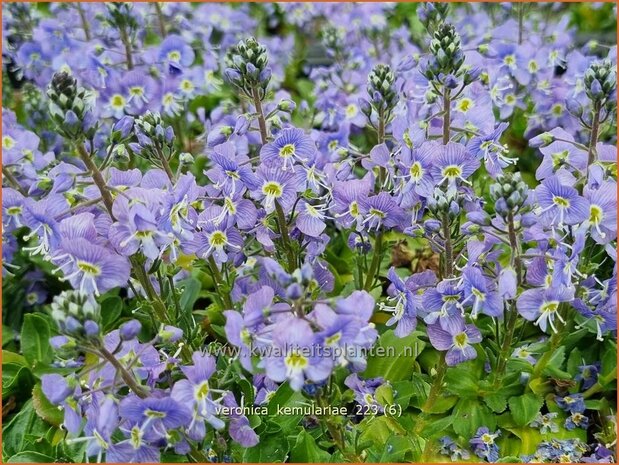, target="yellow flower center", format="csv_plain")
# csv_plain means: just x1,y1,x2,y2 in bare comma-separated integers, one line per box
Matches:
454,333,468,348
590,205,603,224
552,196,570,208
210,231,227,246
77,261,101,276
168,50,181,62
442,165,462,178
541,301,559,313
195,381,209,400
110,94,126,110
285,351,308,368
325,332,342,345
2,136,16,149
410,162,423,180
457,98,474,112
262,181,283,198
346,104,358,118
279,144,296,159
